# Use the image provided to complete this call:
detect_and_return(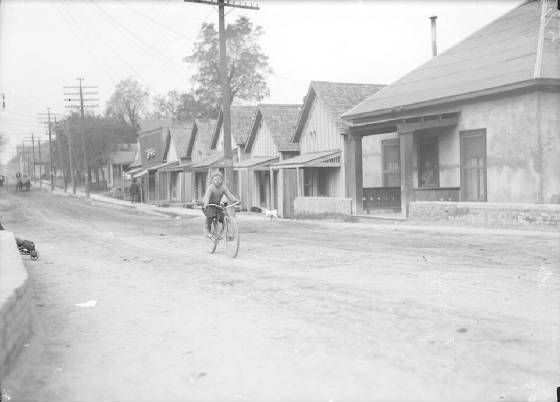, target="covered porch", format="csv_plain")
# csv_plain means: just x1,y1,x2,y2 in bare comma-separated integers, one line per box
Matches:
346,112,462,216
234,156,279,211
